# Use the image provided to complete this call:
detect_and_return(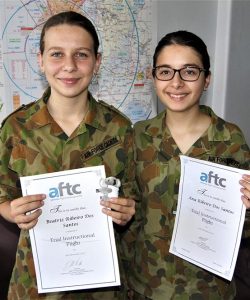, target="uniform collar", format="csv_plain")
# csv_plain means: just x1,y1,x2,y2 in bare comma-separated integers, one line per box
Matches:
200,105,232,141
26,88,106,135
84,93,106,131
142,110,166,139
143,105,232,142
